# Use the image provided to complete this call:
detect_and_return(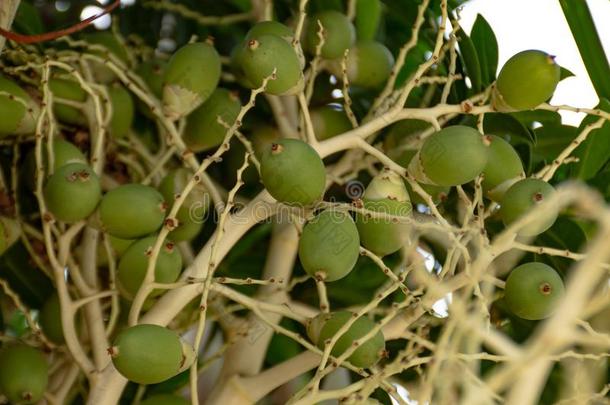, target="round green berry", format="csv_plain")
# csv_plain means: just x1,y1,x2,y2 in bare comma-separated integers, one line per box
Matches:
299,210,360,282
330,41,394,89
183,88,241,152
38,293,65,344
482,135,524,201
504,262,565,320
108,84,134,139
83,32,129,84
48,78,88,126
23,139,87,191
409,125,490,187
0,344,48,404
305,11,356,59
110,324,183,385
0,74,39,137
99,184,167,239
494,50,560,111
163,42,221,120
260,139,326,206
116,235,182,299
310,105,352,140
500,178,558,236
44,163,102,223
